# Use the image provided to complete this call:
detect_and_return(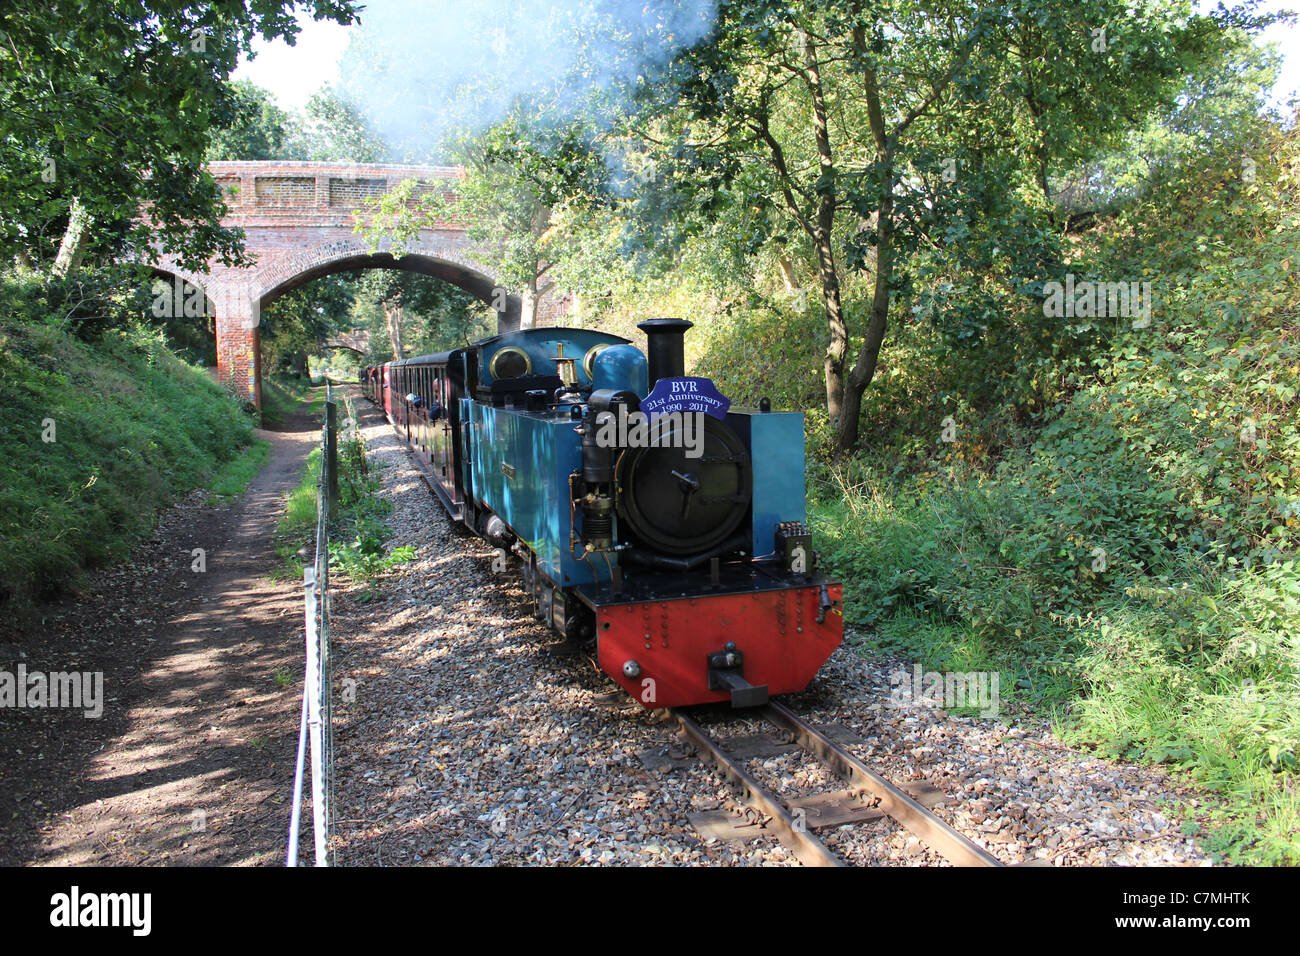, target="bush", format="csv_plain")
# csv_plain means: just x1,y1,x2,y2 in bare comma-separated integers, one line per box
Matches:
806,127,1300,863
